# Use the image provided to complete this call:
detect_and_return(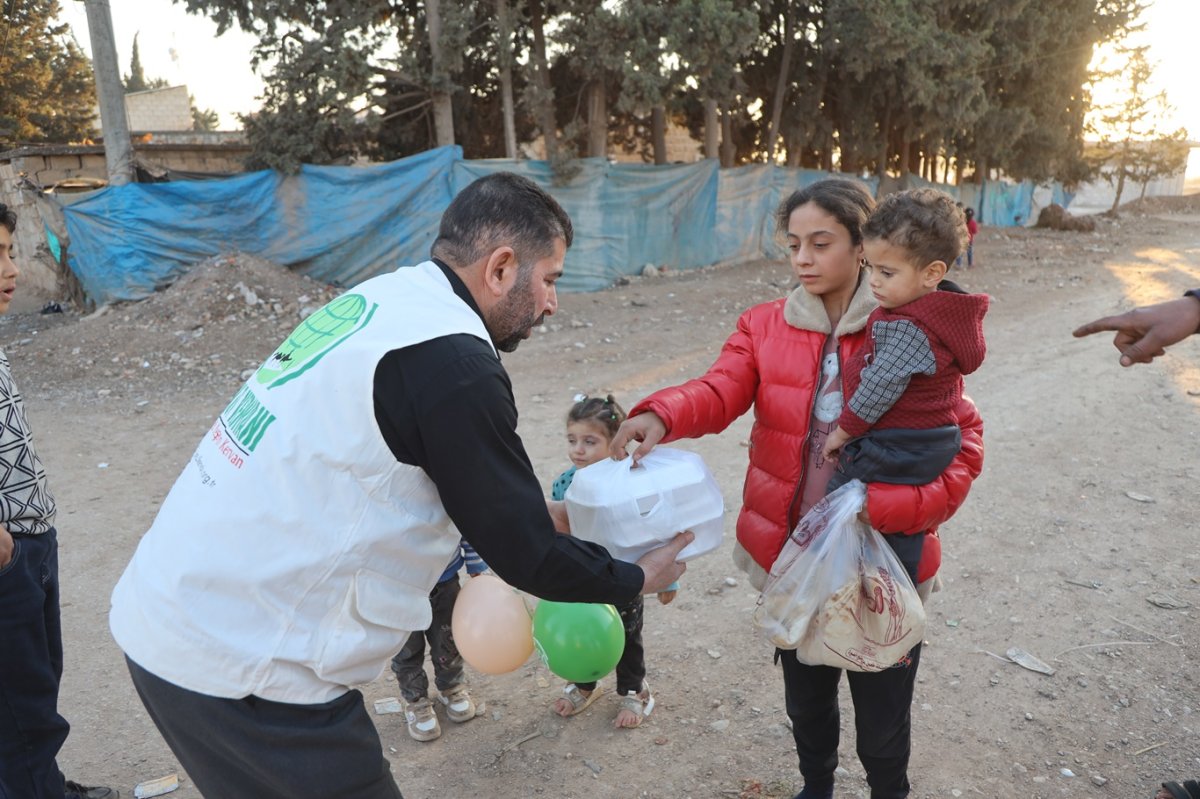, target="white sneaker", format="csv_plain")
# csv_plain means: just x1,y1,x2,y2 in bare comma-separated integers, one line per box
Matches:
437,686,476,723
404,697,441,742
